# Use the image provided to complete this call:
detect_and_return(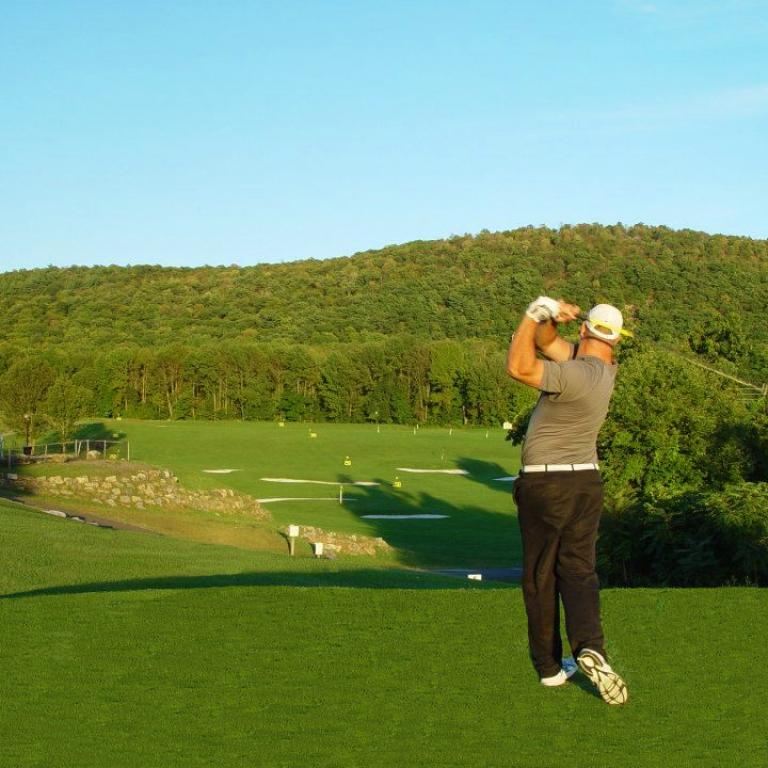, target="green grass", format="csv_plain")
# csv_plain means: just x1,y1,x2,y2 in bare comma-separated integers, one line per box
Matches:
17,419,523,567
2,499,767,767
